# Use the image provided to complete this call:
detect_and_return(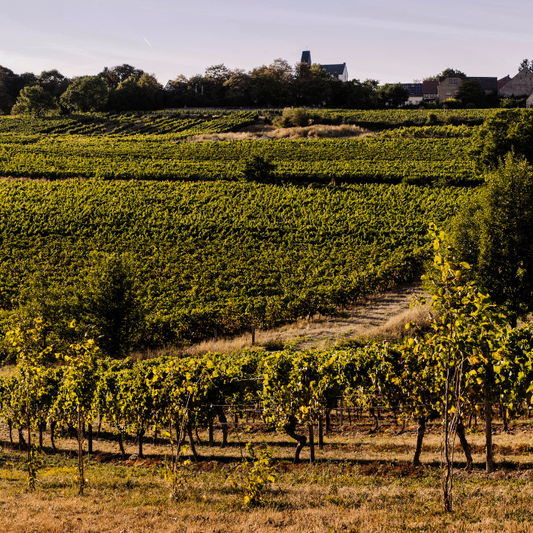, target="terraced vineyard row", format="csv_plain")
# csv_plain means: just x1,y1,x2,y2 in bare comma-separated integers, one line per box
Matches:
312,108,495,125
0,137,476,184
0,180,469,346
0,111,258,137
3,315,532,465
